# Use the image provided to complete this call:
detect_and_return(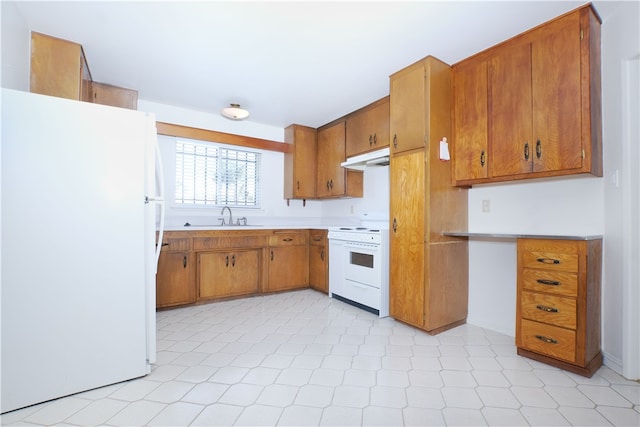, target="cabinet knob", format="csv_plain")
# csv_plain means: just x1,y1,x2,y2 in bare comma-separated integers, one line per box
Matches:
393,134,398,149
392,218,397,233
369,134,373,146
480,150,486,167
373,133,377,145
226,255,229,267
270,250,274,261
536,139,542,159
524,142,530,160
232,254,236,267
183,255,187,268
321,249,325,261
